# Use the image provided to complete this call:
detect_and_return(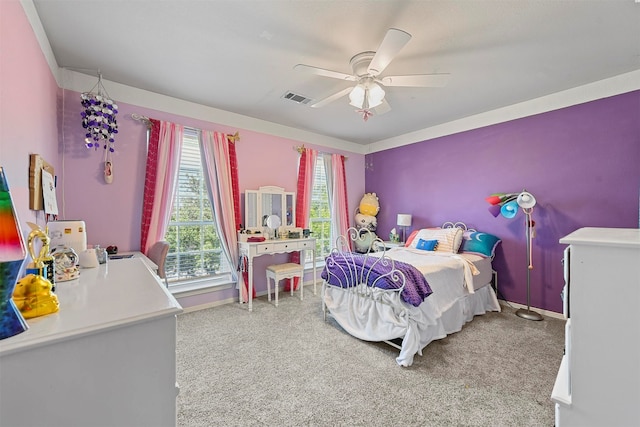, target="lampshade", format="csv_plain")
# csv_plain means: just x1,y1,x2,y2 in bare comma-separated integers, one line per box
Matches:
349,78,385,109
517,191,536,209
397,214,412,227
348,85,365,108
366,82,385,108
485,193,518,206
500,200,519,218
488,204,502,217
485,195,503,206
